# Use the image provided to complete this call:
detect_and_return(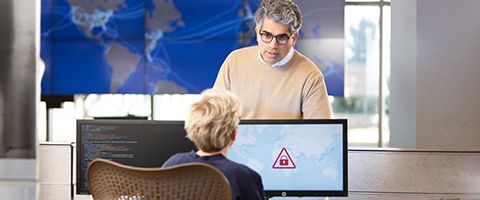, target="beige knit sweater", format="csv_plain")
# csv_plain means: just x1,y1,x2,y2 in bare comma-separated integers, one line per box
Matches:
214,46,331,119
